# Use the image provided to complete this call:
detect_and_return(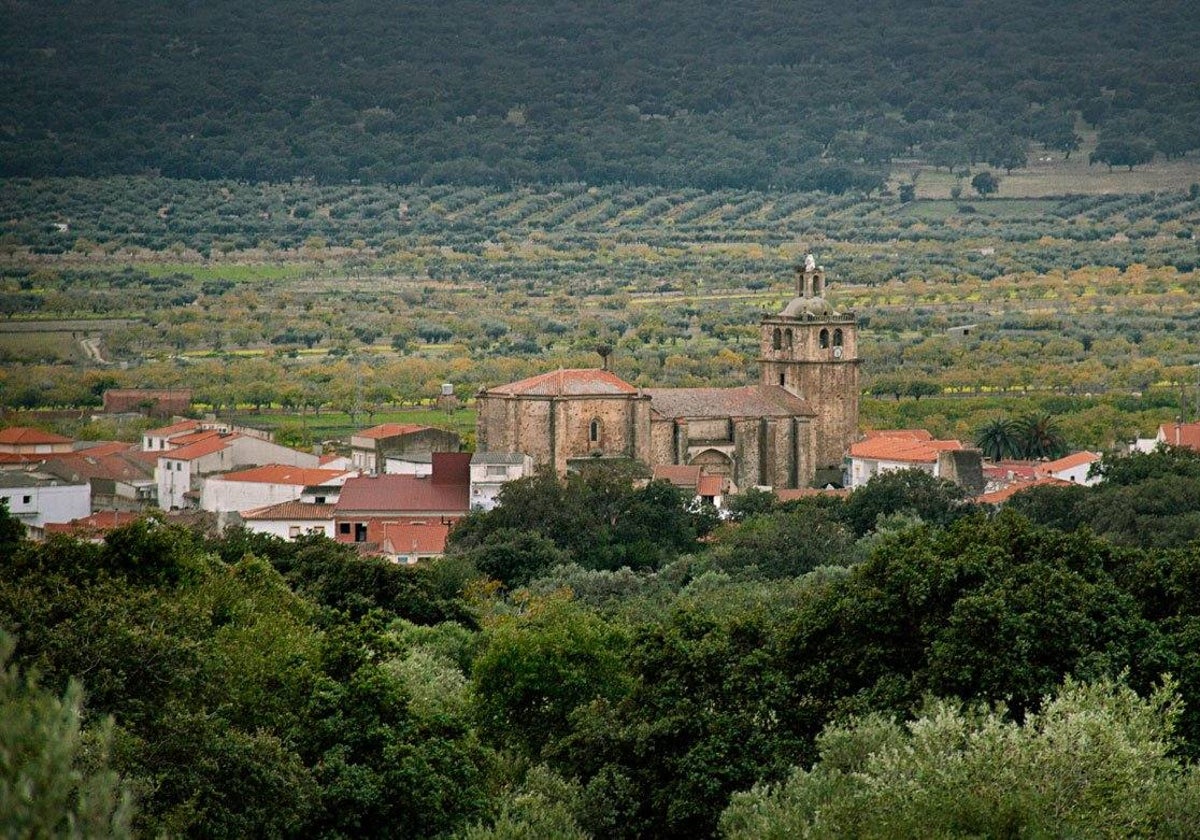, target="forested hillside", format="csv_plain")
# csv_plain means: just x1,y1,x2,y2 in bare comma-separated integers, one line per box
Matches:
3,0,1198,188
10,453,1200,837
